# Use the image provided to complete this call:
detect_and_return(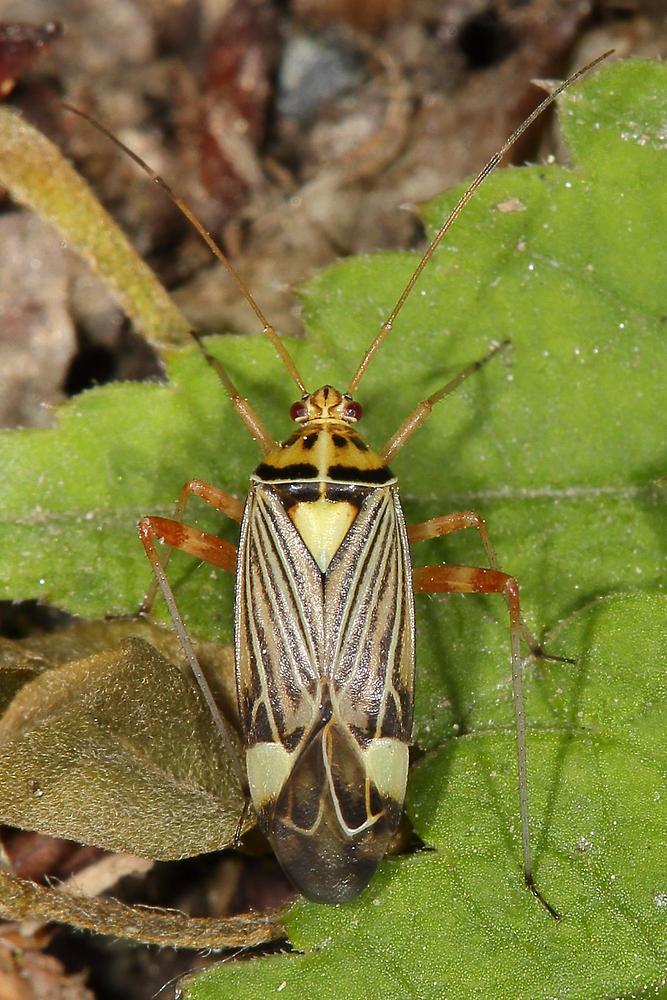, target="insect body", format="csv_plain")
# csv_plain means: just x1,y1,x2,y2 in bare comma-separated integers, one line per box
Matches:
238,387,413,900
84,49,615,909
